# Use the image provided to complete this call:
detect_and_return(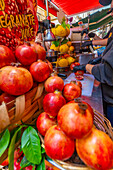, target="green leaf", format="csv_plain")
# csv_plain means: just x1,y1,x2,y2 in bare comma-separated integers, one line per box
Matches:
61,38,69,45
52,40,60,47
61,21,66,29
21,126,42,165
41,147,45,154
8,126,23,170
0,129,10,157
20,156,31,169
36,156,45,170
66,24,70,29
